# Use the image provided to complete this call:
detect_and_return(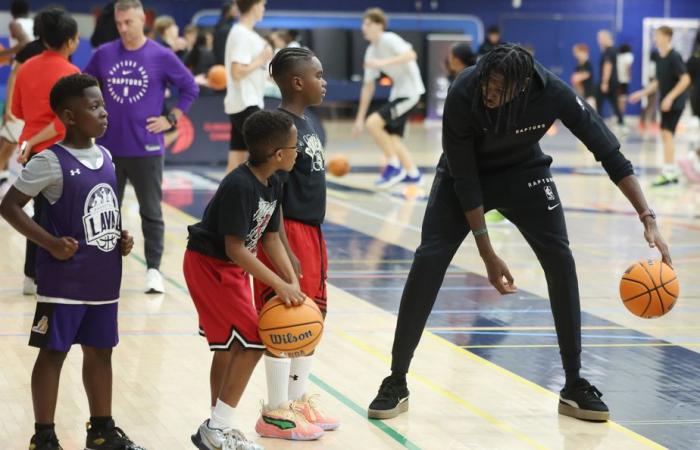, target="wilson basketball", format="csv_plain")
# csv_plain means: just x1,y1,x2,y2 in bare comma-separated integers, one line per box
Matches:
327,155,350,177
207,64,227,90
258,296,324,357
619,259,679,318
